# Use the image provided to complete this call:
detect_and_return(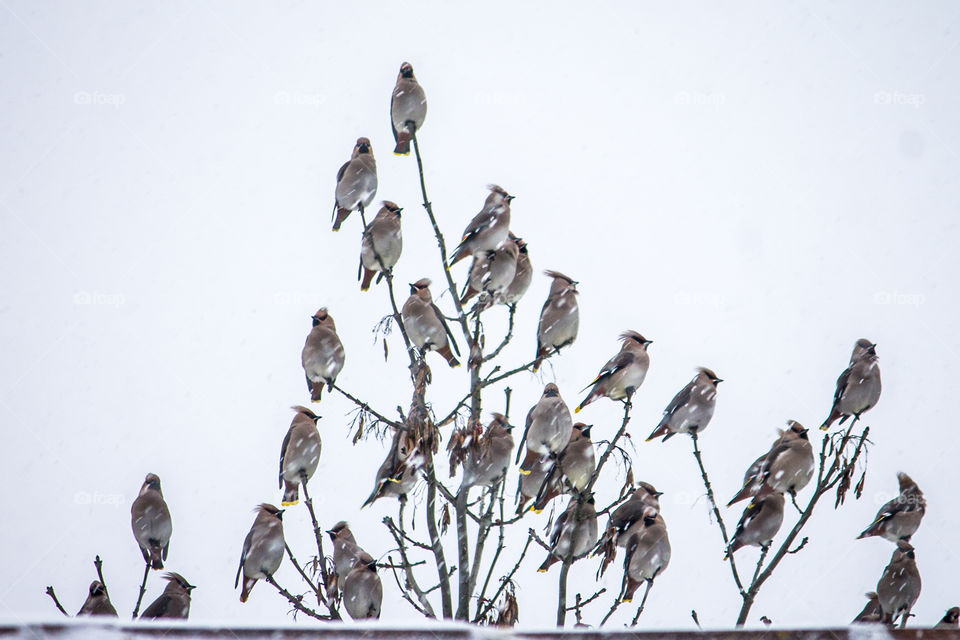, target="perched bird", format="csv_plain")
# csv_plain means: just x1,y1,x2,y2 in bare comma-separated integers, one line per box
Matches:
537,497,598,572
576,332,652,412
727,421,814,505
516,451,561,514
359,201,403,291
448,185,513,266
622,510,671,601
852,592,882,624
726,491,785,557
646,368,722,442
858,472,926,542
329,522,365,584
609,483,664,547
460,239,519,307
343,552,382,620
363,431,423,507
499,234,532,307
821,339,882,430
278,406,322,507
235,504,285,603
461,414,515,490
76,581,117,617
876,540,921,625
518,384,573,472
131,473,172,570
390,62,427,155
140,572,195,619
333,137,377,231
936,607,960,628
401,279,460,367
301,308,345,402
559,423,596,493
533,271,579,370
